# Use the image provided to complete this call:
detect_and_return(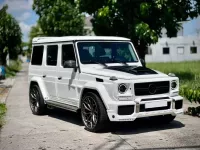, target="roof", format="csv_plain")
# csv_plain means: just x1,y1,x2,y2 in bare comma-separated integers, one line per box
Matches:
32,36,130,44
